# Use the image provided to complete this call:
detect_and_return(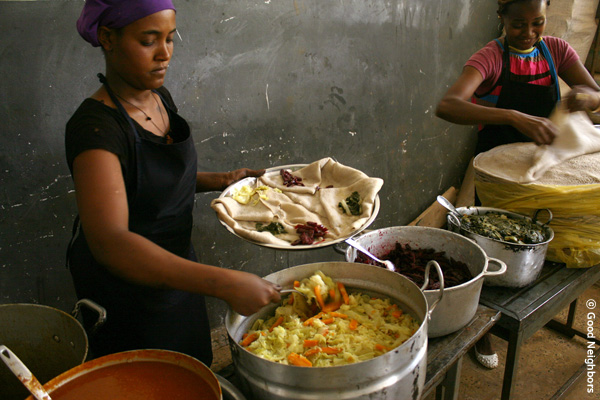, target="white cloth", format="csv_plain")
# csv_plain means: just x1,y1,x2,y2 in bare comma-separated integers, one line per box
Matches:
211,158,384,246
521,103,600,183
